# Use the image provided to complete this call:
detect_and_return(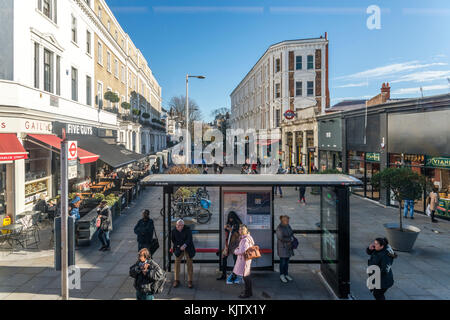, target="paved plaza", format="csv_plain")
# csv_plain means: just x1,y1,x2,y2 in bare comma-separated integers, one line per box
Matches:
1,168,450,300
